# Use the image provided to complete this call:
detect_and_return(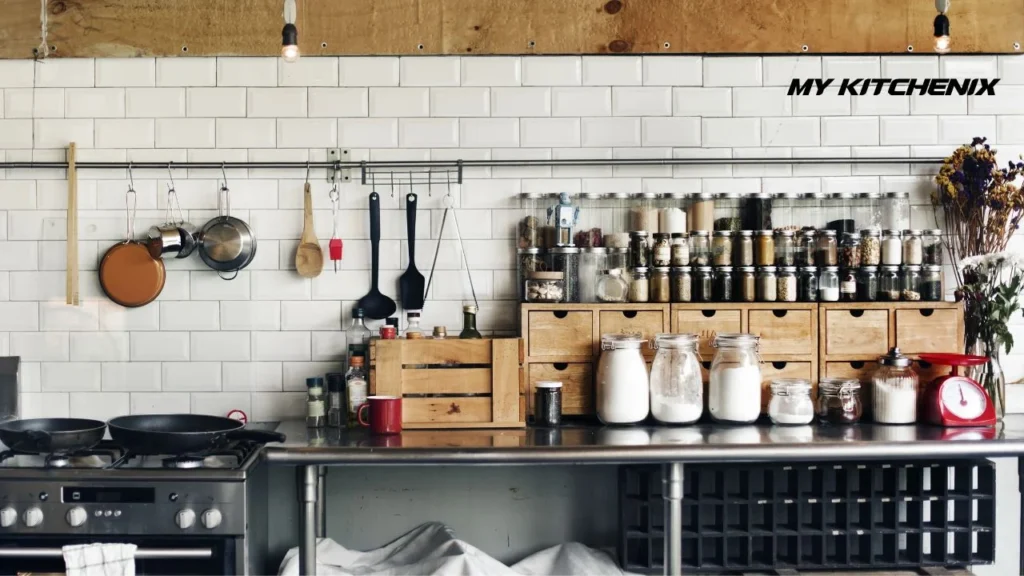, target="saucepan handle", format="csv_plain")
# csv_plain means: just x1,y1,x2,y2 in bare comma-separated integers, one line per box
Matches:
225,428,286,444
